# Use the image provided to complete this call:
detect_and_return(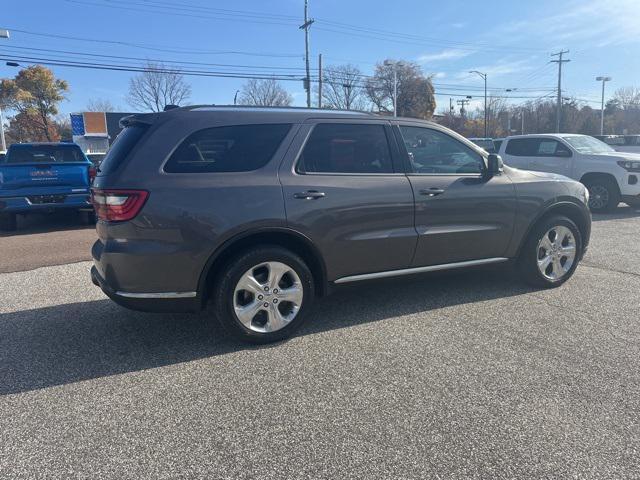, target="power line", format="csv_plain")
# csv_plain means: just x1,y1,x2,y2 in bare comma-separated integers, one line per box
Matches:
0,45,312,72
5,28,302,57
66,0,549,55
